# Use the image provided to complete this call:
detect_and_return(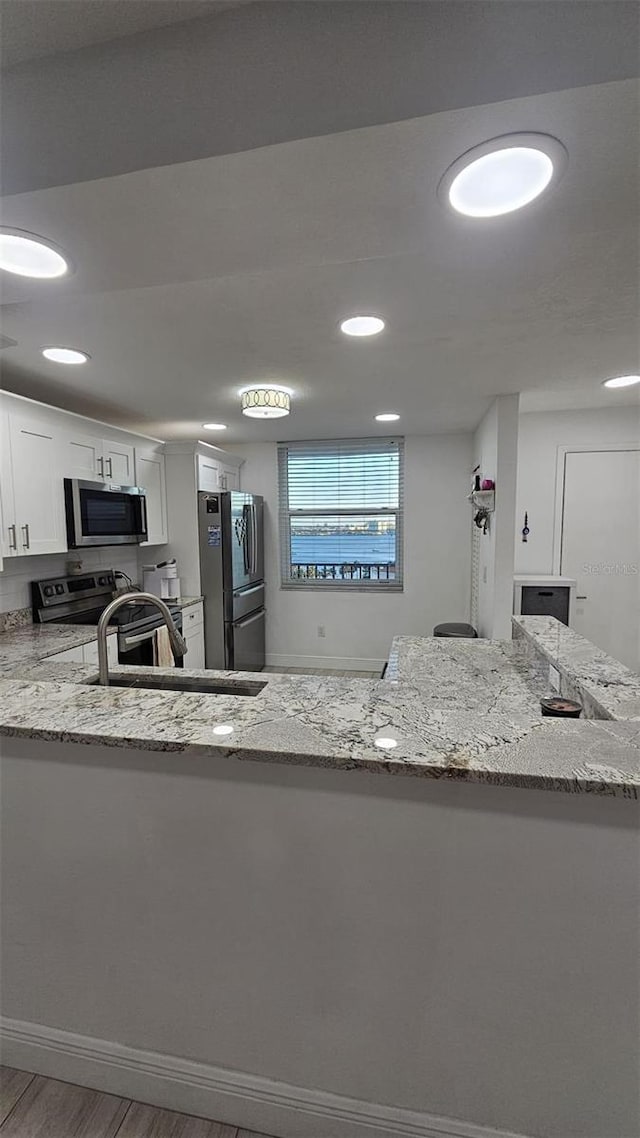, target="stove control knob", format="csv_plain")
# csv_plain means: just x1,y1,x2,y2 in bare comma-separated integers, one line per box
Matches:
43,585,54,597
55,584,65,595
